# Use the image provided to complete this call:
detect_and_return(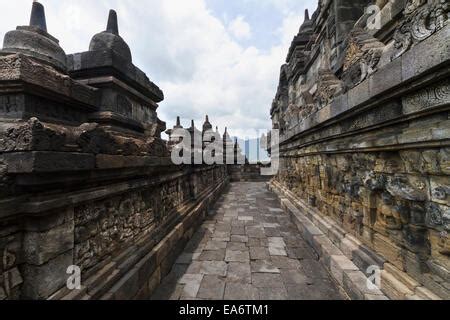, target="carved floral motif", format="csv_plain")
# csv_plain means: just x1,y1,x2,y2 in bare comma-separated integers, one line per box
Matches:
403,79,450,111
427,203,450,231
392,0,449,60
